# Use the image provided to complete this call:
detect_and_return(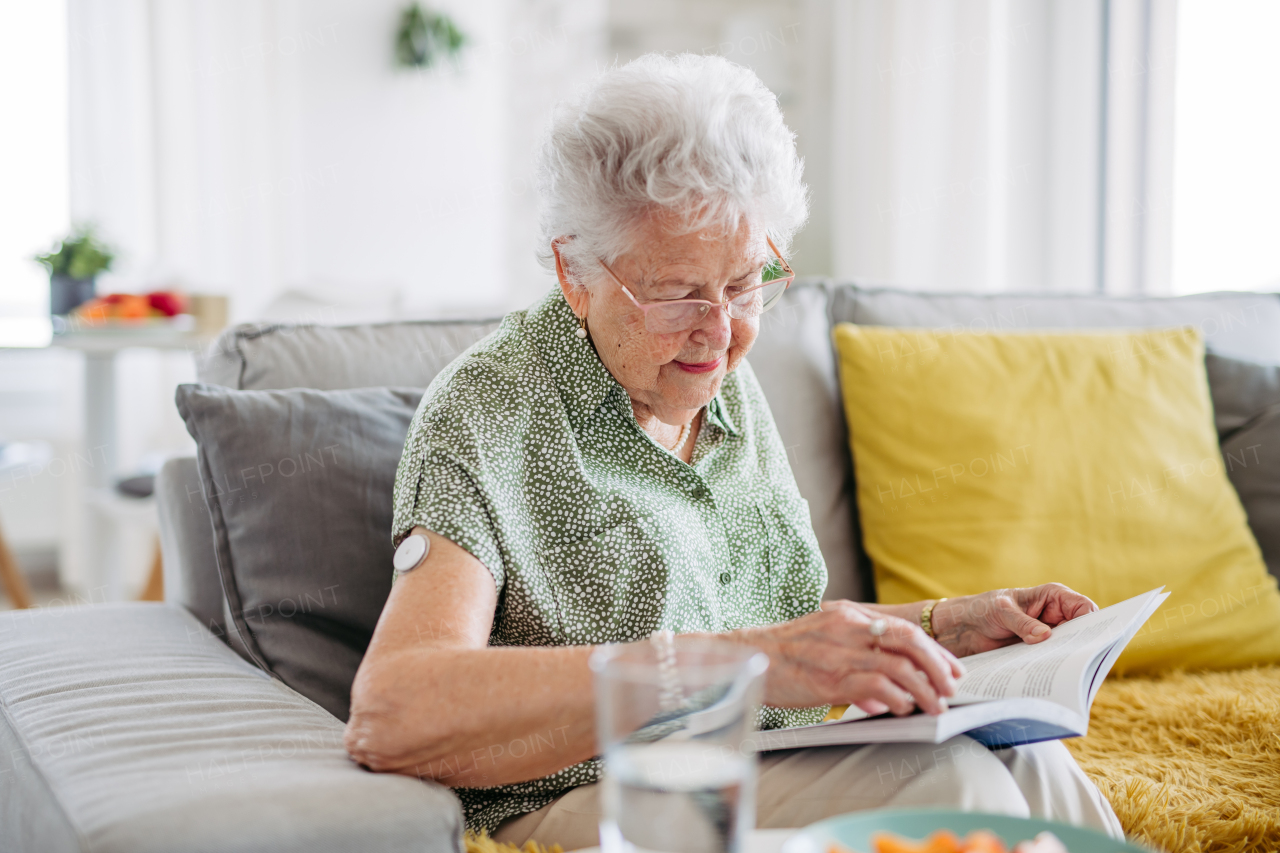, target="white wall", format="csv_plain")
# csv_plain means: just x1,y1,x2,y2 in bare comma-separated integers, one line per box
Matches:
71,0,607,322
